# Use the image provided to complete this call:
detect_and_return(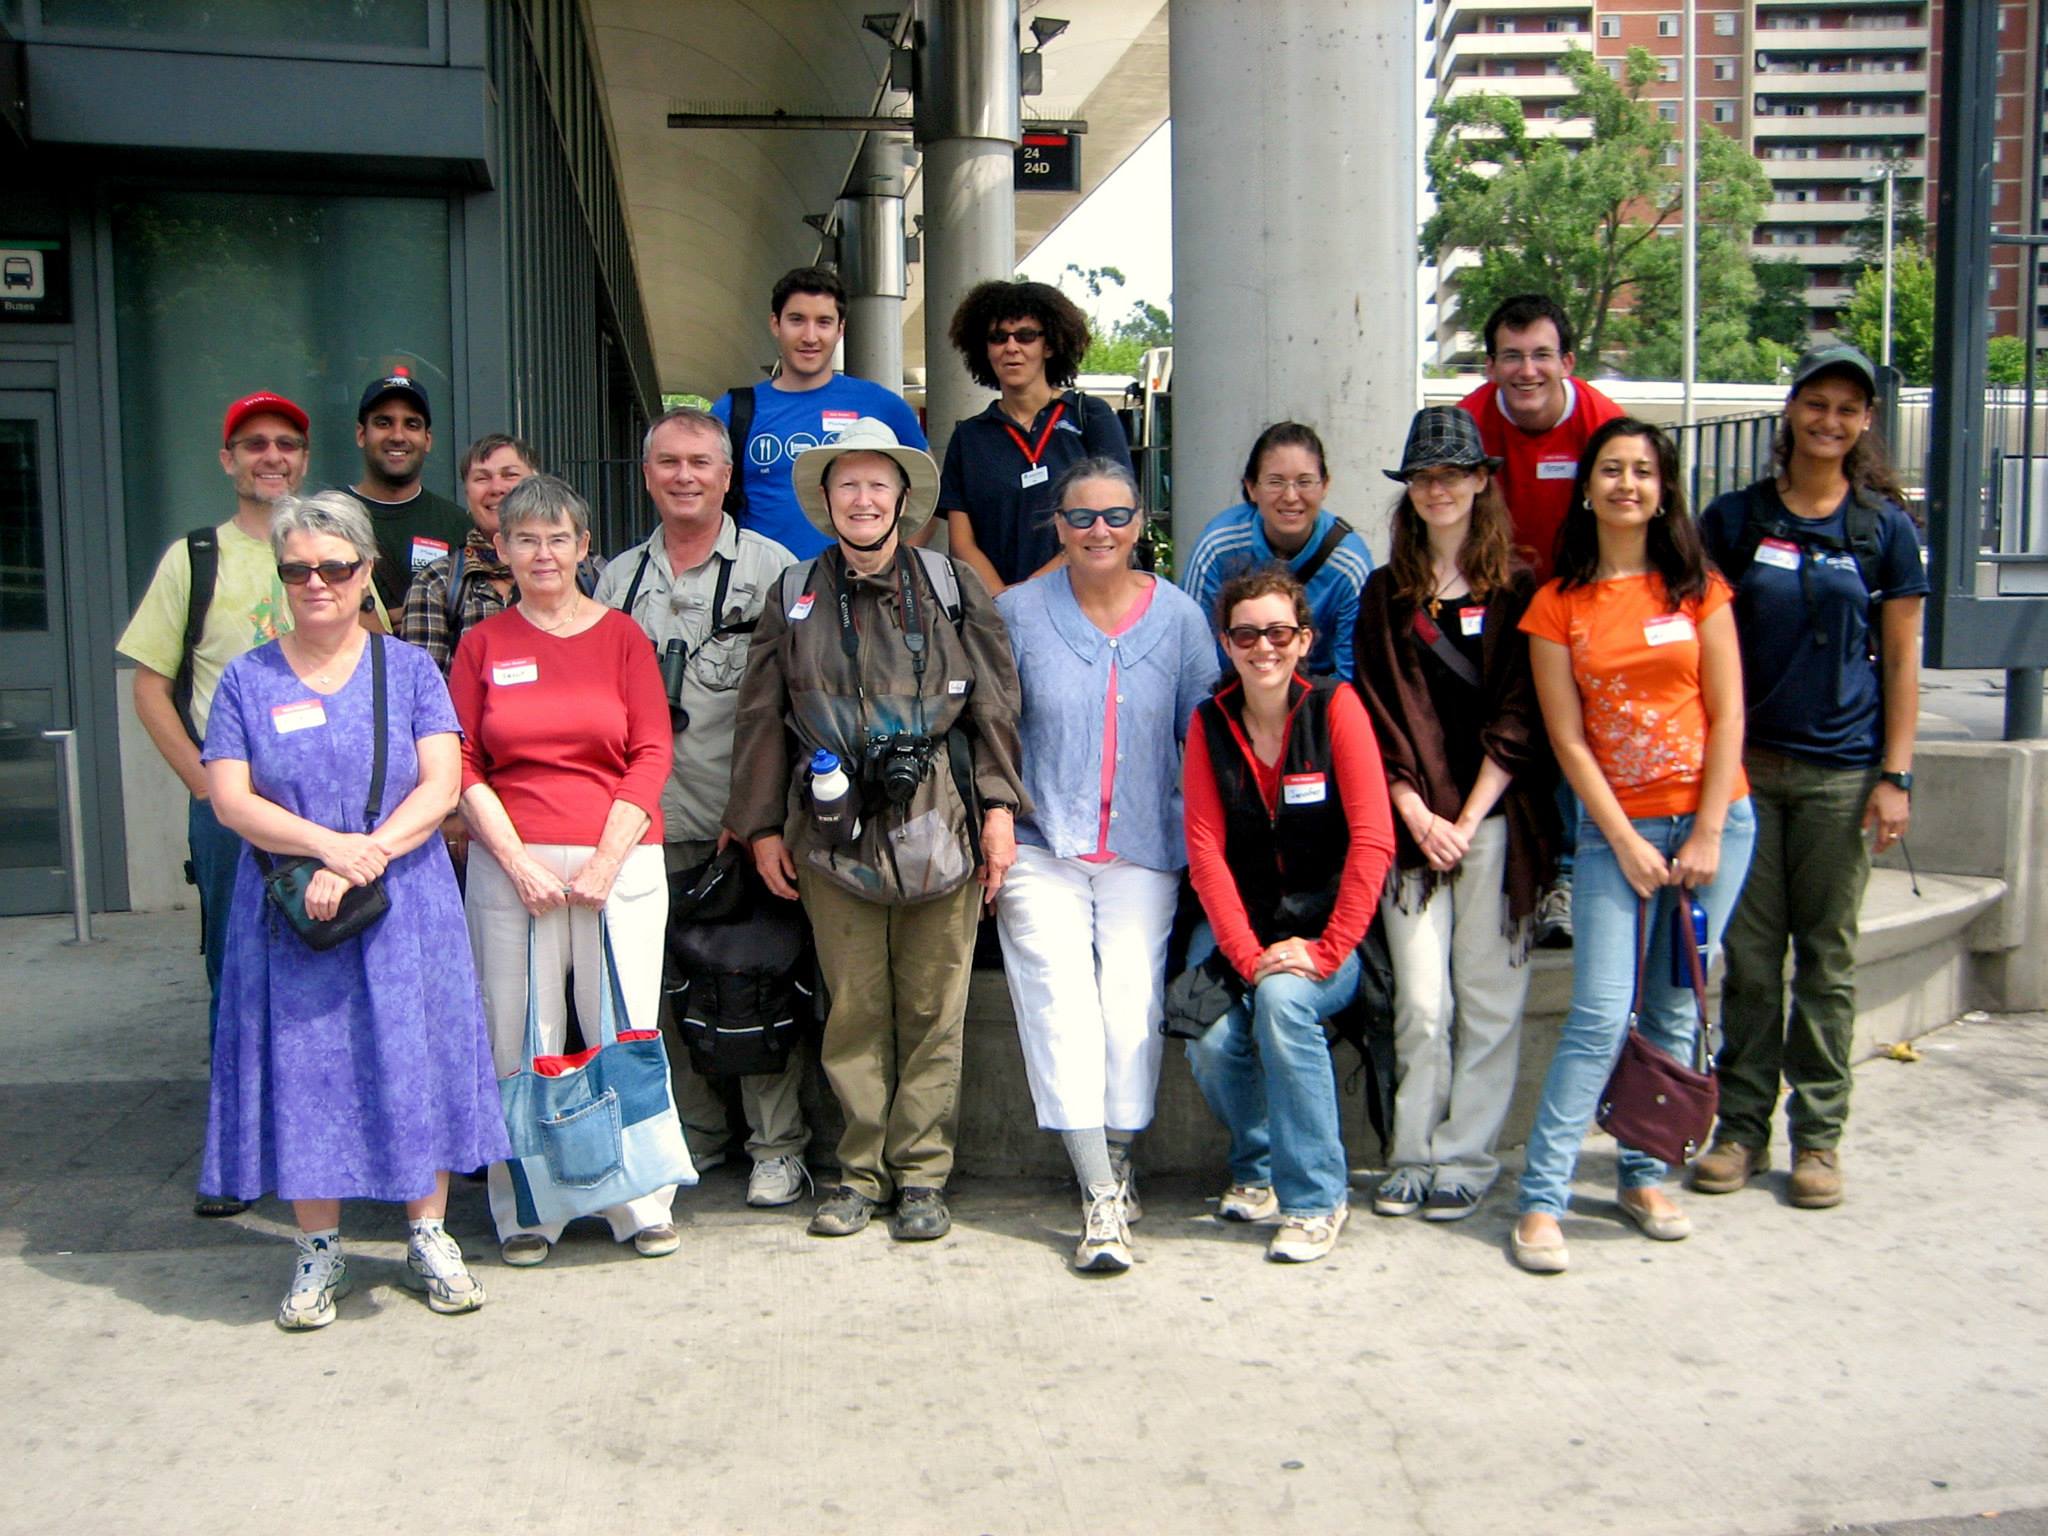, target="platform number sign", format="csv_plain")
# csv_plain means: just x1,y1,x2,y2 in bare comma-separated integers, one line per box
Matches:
1015,132,1080,193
